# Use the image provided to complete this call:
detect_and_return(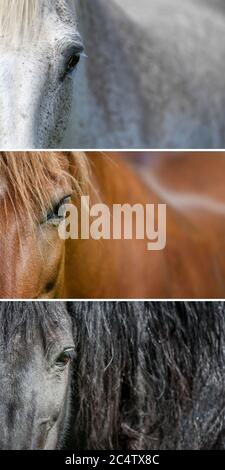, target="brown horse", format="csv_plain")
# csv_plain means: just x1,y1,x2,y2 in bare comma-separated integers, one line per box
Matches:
0,151,225,299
